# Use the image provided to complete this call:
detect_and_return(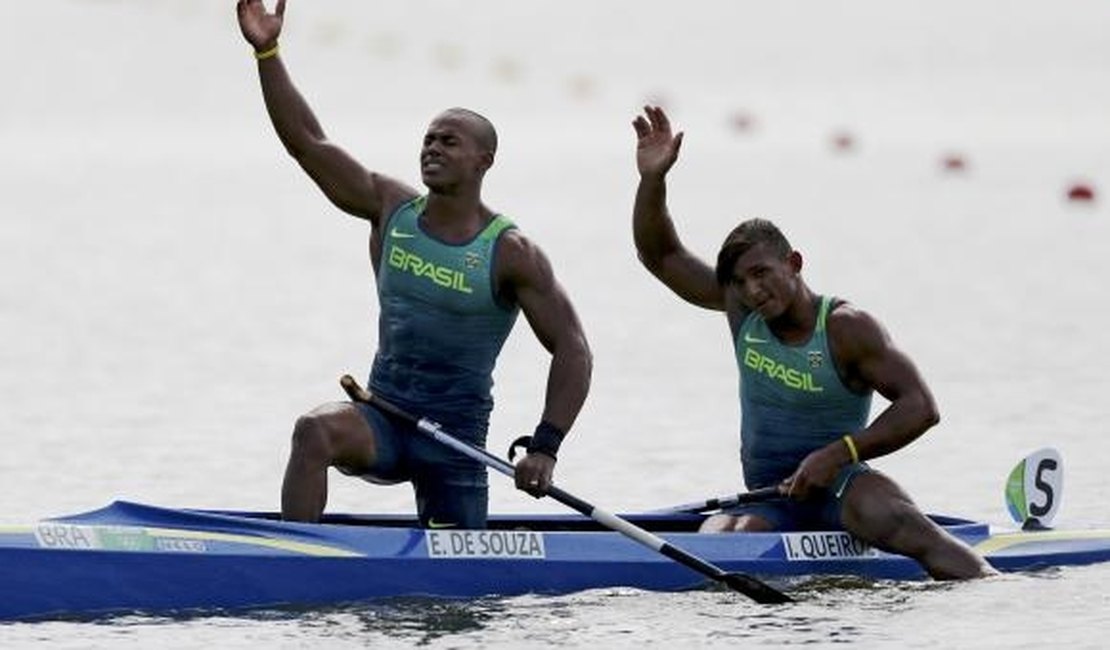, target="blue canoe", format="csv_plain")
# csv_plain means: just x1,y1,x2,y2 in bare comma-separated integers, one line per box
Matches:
2,500,1110,621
